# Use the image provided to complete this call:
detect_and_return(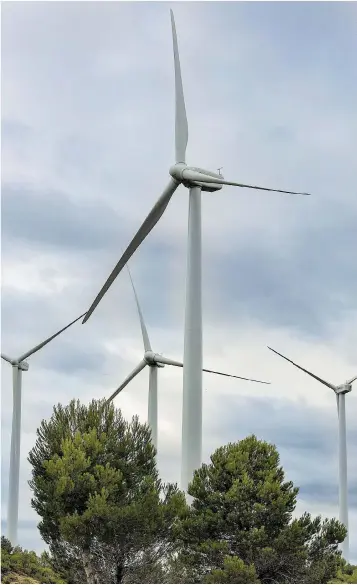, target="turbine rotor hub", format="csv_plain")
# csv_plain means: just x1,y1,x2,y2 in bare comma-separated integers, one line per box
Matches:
144,351,164,368
169,163,187,181
169,163,223,192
